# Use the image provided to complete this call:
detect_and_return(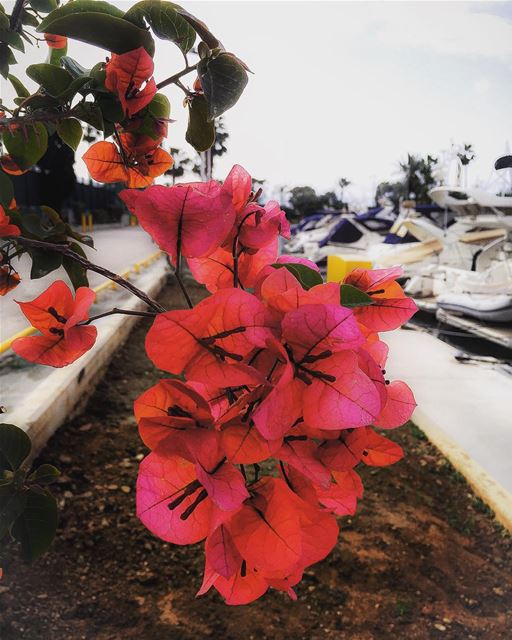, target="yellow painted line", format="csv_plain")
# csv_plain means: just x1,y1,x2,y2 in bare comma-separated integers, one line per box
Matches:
0,250,163,355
